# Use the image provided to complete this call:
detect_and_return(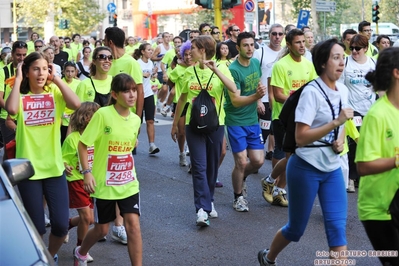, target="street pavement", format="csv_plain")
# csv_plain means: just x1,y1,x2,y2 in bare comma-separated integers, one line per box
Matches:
52,113,381,266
